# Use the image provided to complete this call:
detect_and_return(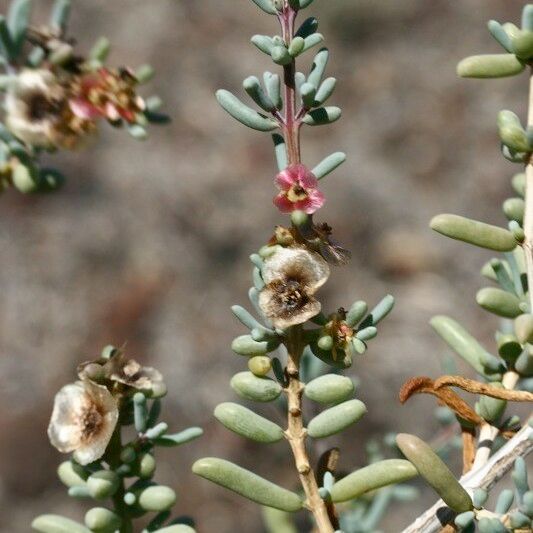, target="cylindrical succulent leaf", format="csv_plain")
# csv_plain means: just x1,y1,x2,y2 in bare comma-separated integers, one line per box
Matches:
430,214,517,251
192,458,303,512
214,402,284,443
32,515,91,533
329,459,417,503
396,433,473,513
138,486,177,512
457,54,525,78
230,371,282,402
304,374,355,404
307,399,367,438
